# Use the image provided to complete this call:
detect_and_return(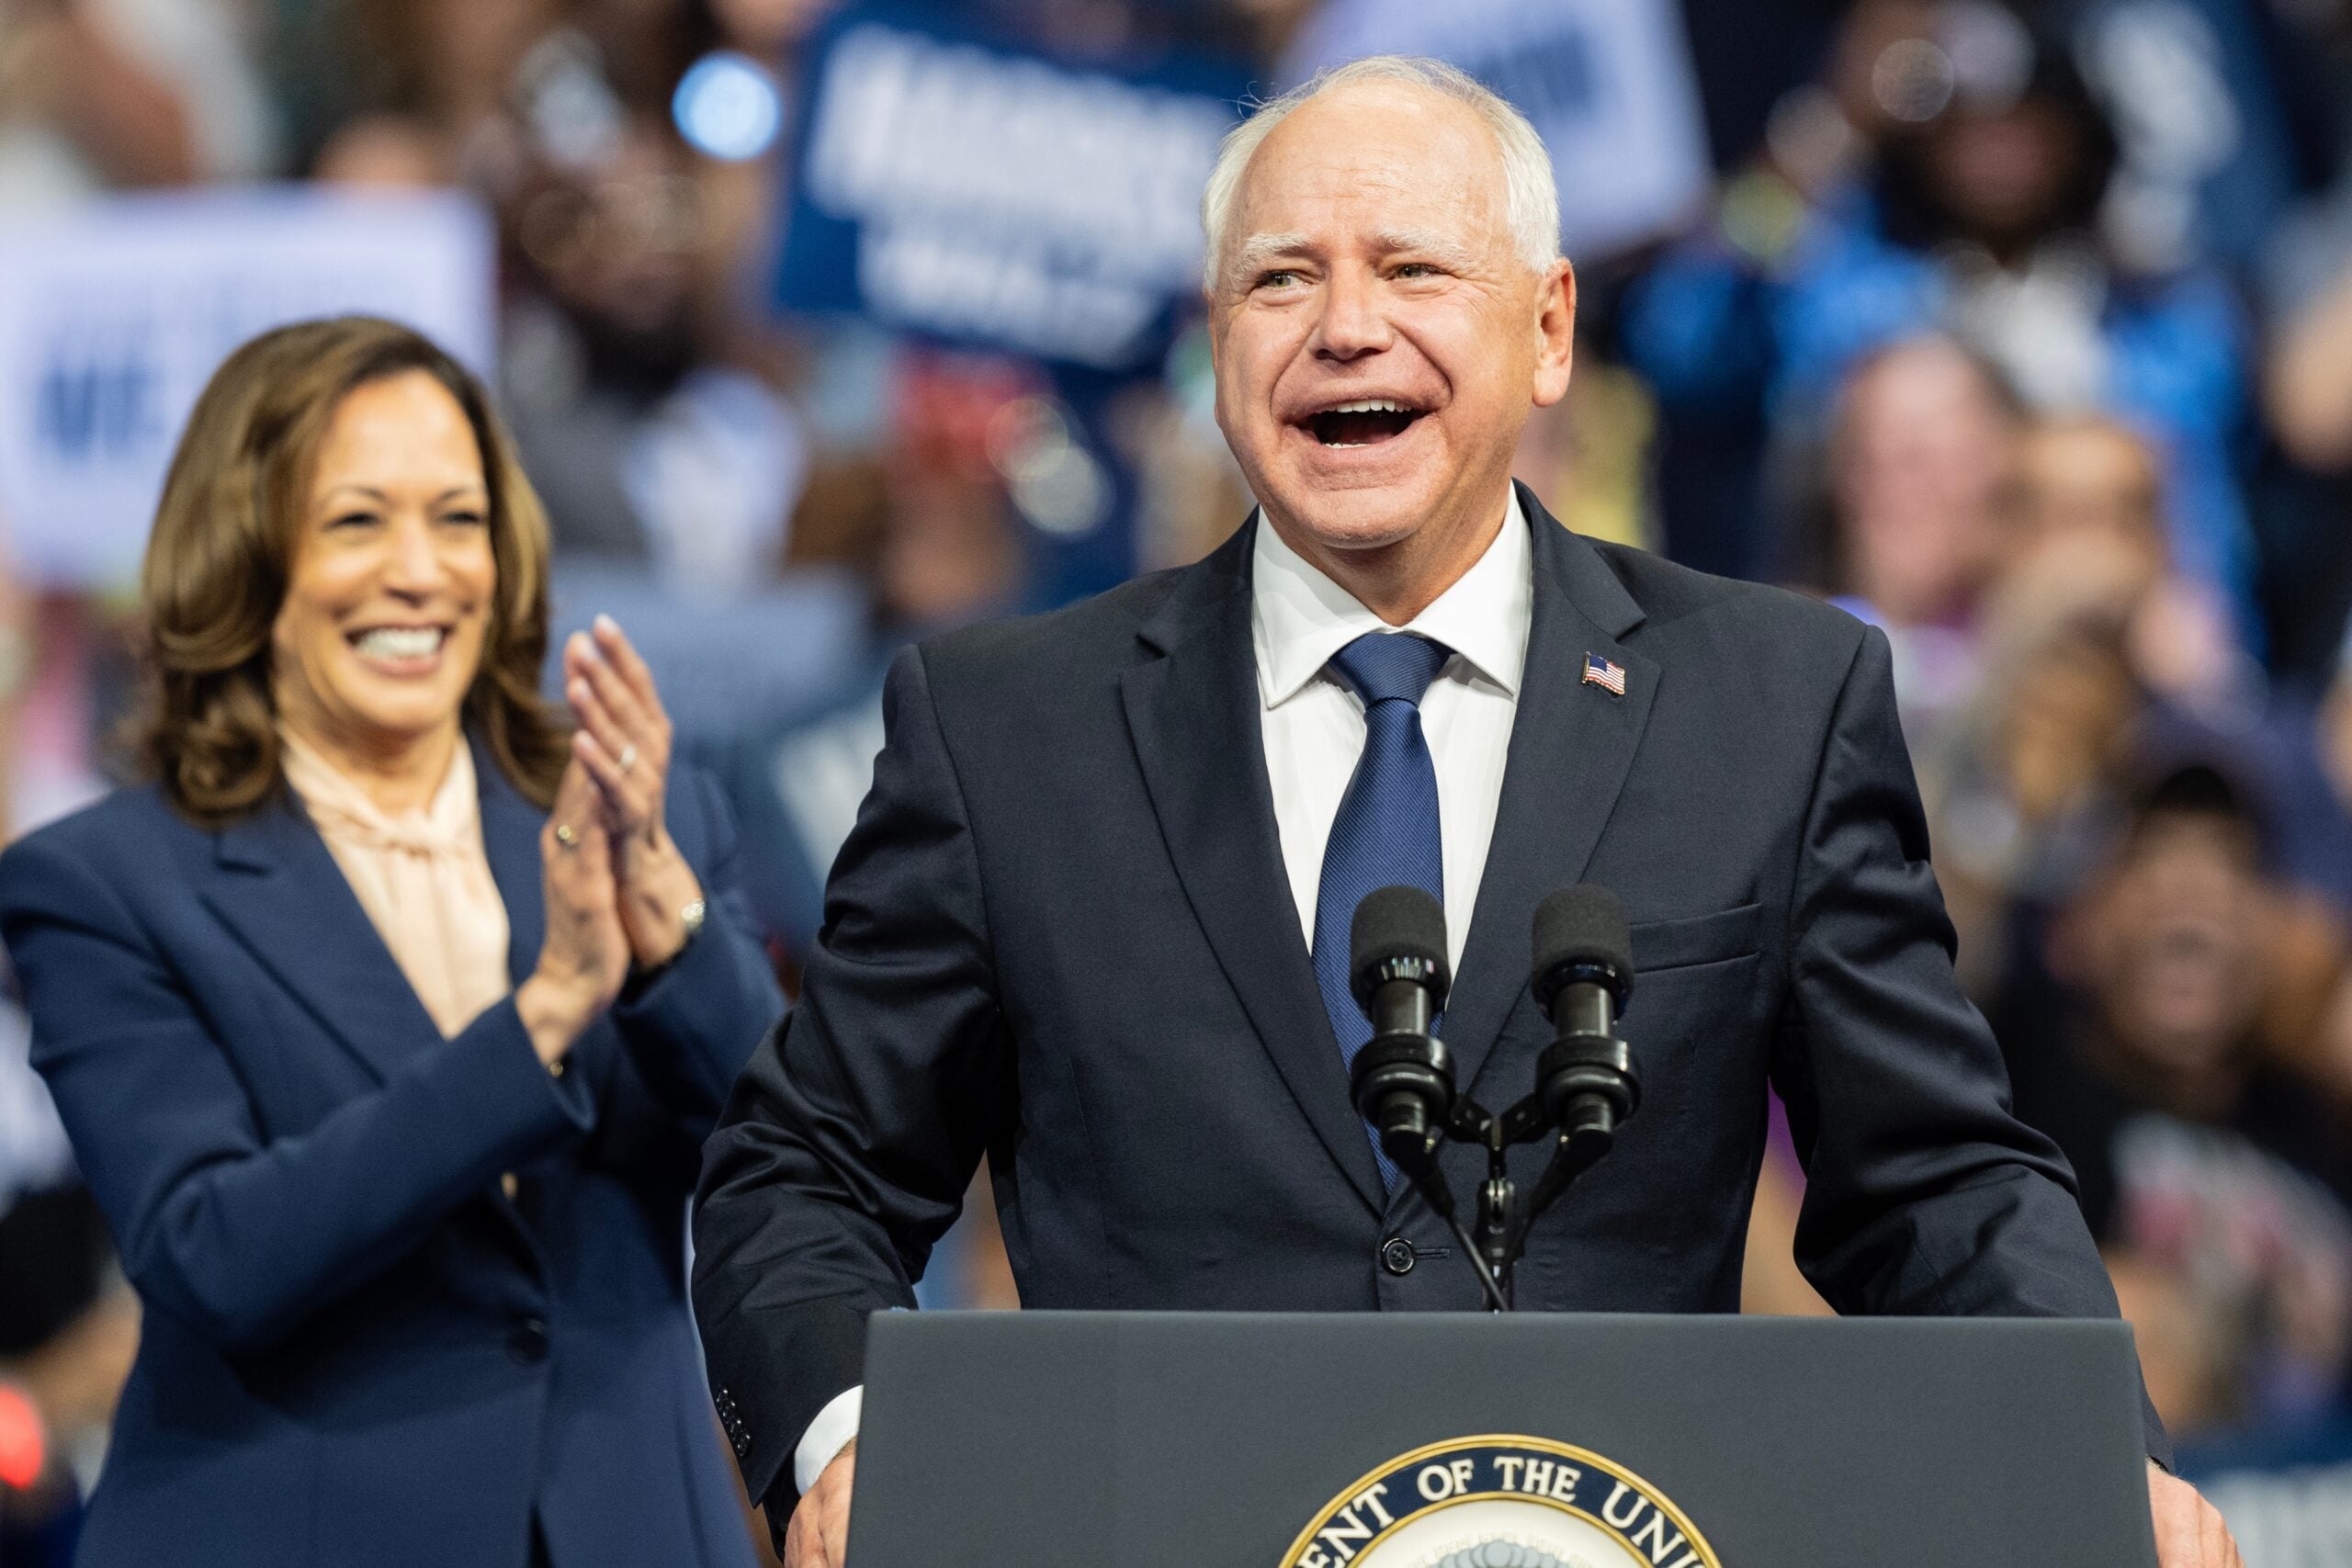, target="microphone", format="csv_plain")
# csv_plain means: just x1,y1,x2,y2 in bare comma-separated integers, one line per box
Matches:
1348,886,1455,1175
1530,886,1640,1151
